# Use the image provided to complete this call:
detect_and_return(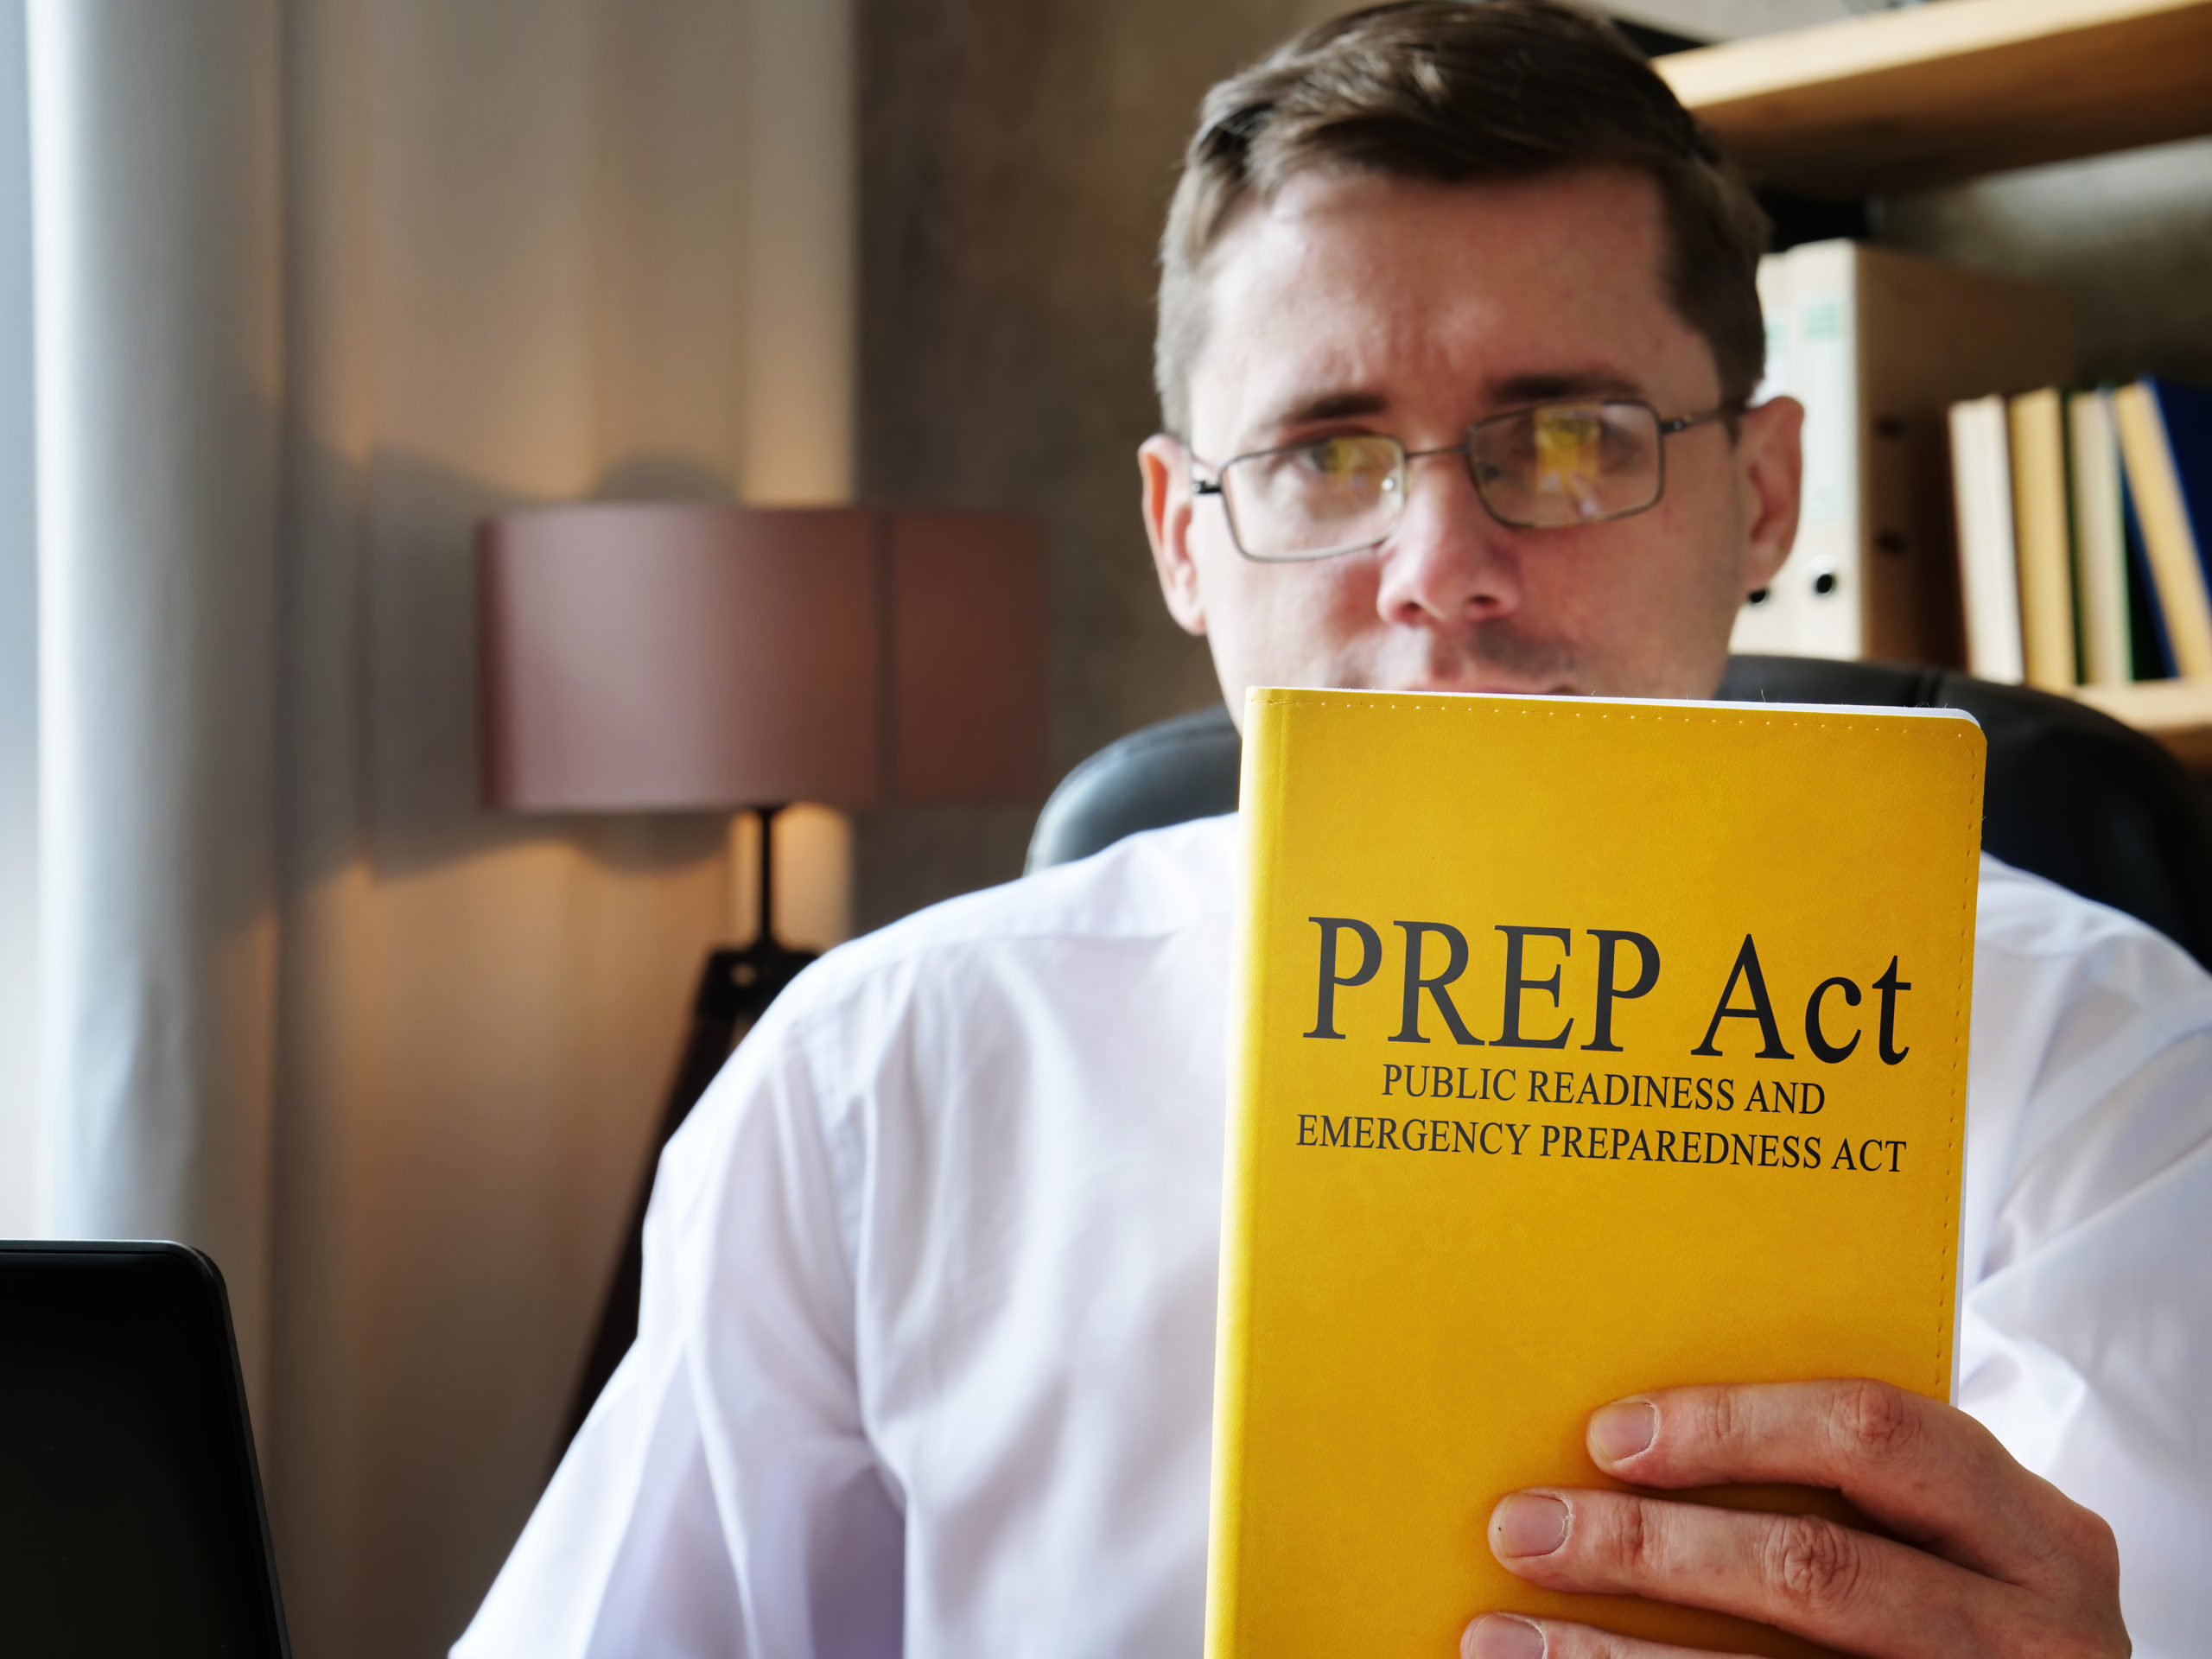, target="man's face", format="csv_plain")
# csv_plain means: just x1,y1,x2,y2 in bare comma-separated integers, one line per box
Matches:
1140,165,1801,715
